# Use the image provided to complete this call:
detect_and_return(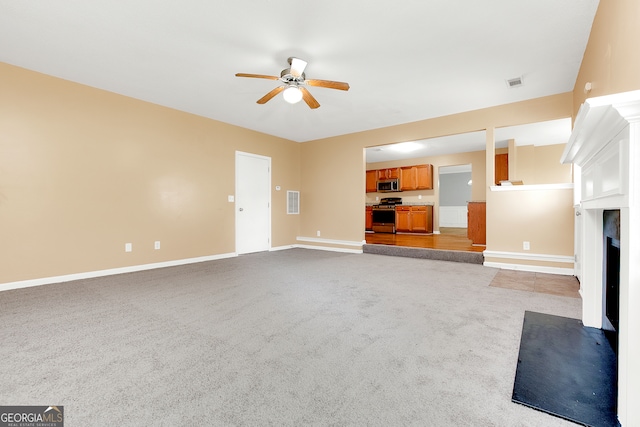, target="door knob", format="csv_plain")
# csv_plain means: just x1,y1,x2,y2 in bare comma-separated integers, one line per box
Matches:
239,208,243,211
